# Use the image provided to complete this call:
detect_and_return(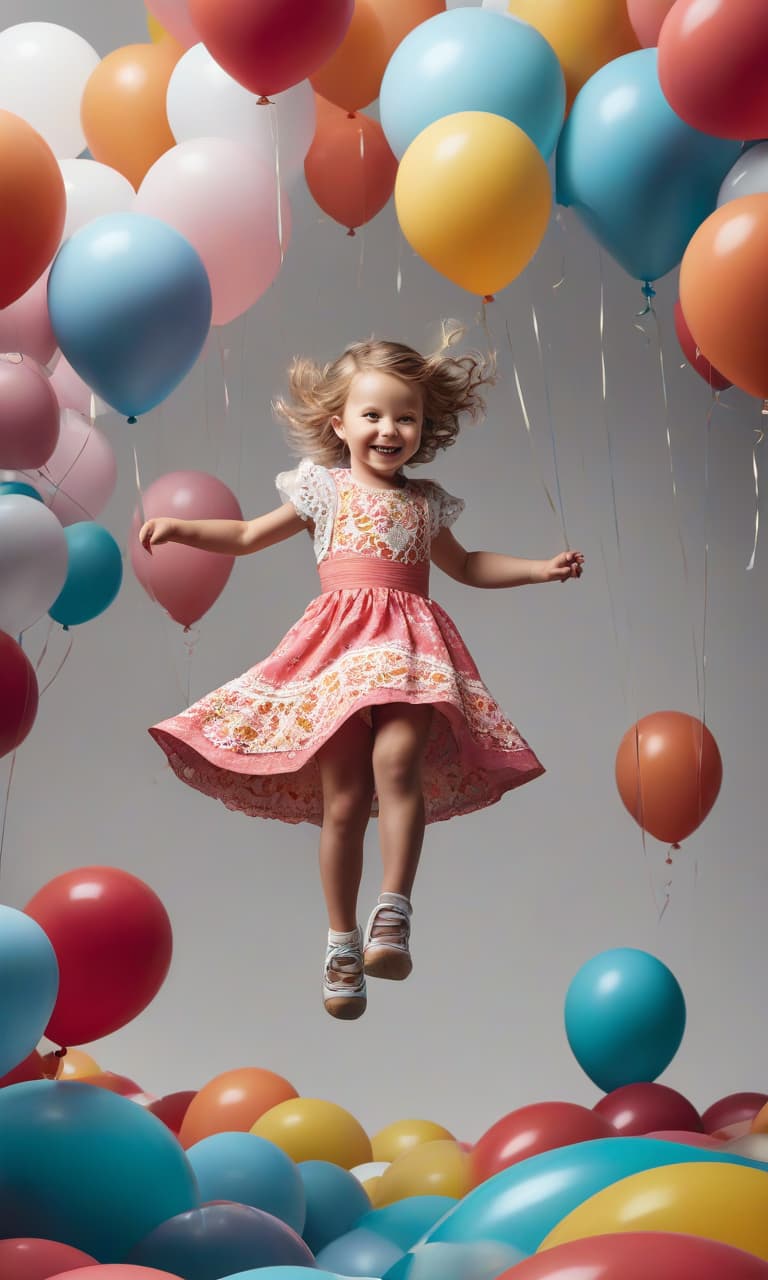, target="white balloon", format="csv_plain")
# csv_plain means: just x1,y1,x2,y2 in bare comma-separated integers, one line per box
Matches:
349,1161,391,1182
167,44,316,188
407,1241,525,1280
0,23,100,158
0,495,68,634
59,159,136,242
726,1133,768,1162
480,0,511,11
718,142,768,207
